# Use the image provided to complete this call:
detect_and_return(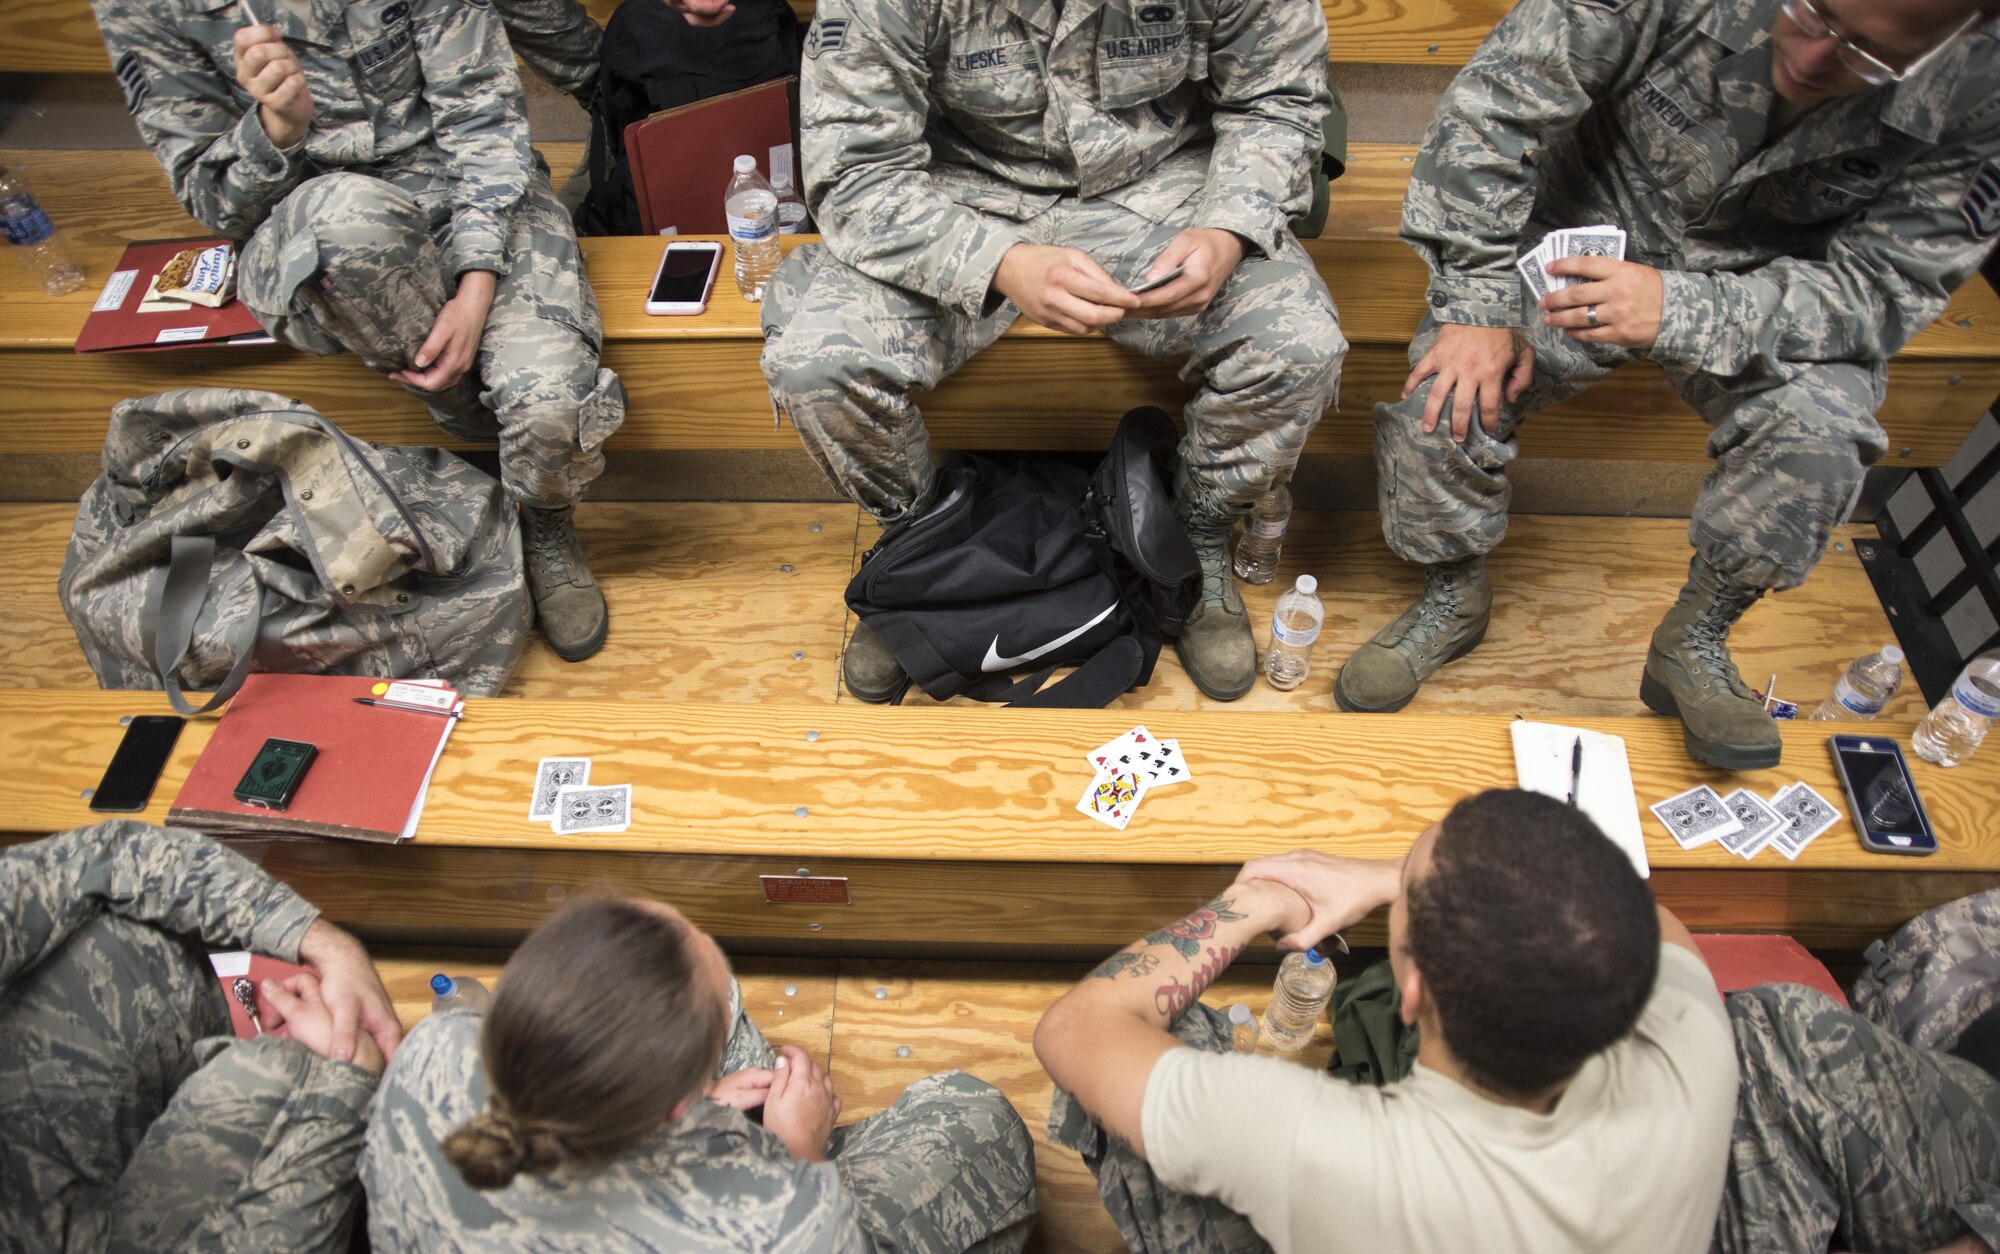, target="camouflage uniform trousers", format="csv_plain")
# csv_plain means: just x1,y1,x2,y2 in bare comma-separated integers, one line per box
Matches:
722,996,1040,1253
239,168,626,510
1715,983,2000,1254
760,198,1344,524
0,913,366,1254
1376,300,1888,592
1047,1003,1272,1254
